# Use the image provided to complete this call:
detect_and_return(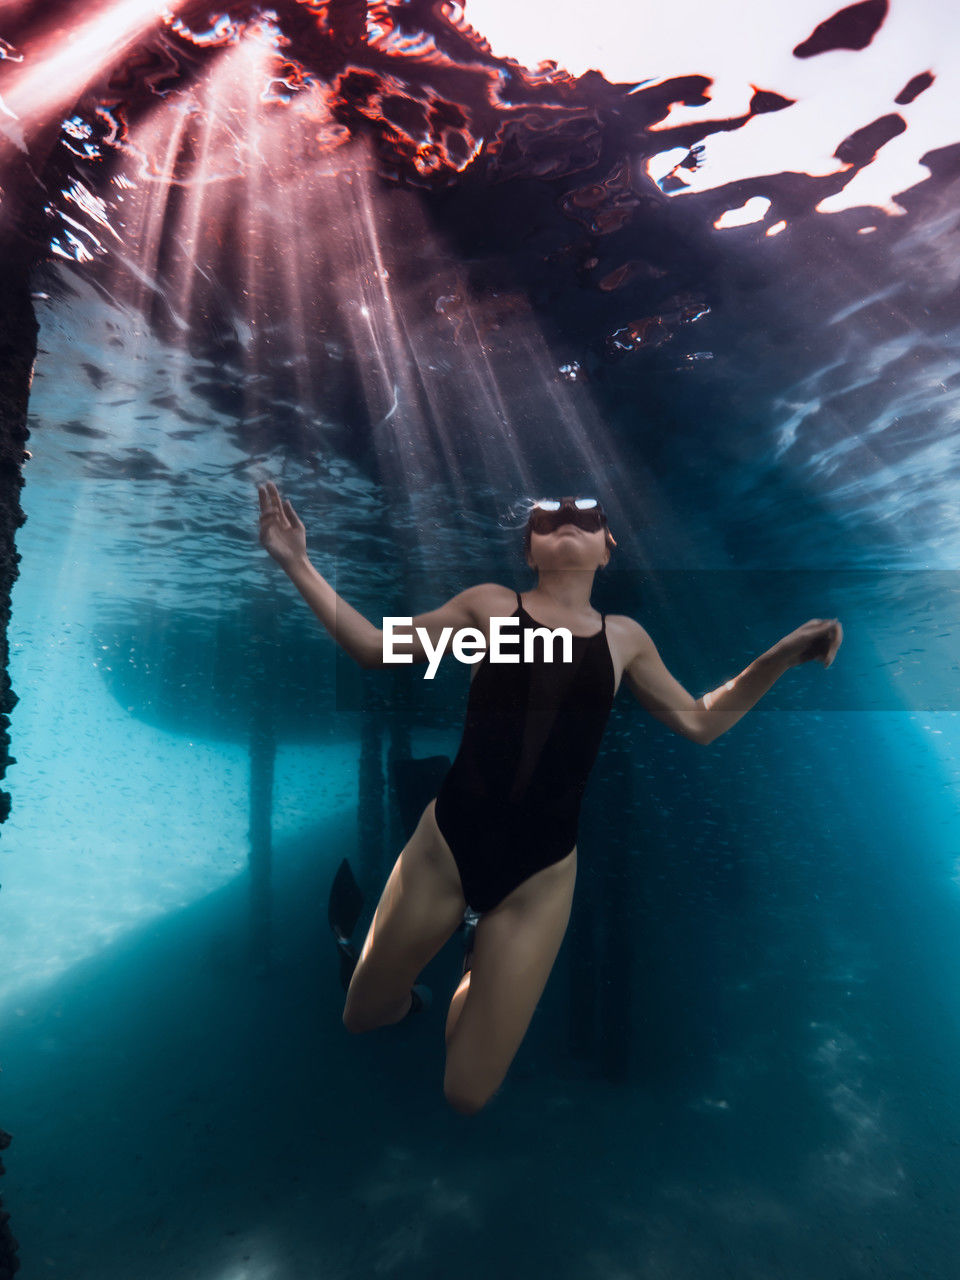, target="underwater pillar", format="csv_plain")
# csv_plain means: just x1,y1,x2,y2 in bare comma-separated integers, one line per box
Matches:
248,599,278,973
0,247,36,1280
569,728,637,1083
248,710,276,971
567,758,609,1070
357,678,385,884
597,744,636,1083
386,669,412,853
0,260,34,827
567,877,600,1065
